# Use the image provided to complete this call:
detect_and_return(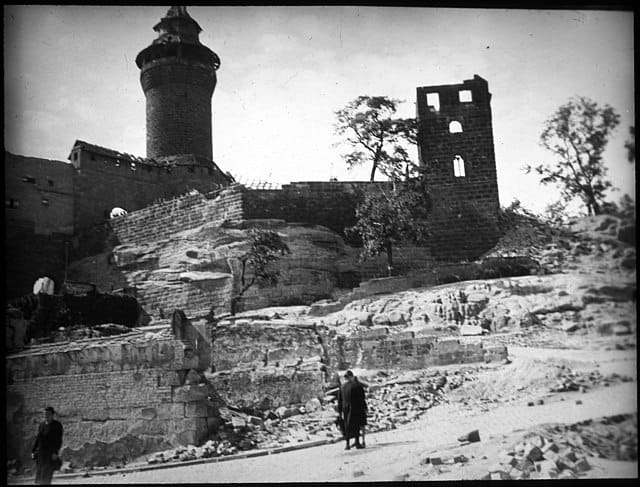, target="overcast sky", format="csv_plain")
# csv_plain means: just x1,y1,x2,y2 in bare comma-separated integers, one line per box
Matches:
3,6,635,214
